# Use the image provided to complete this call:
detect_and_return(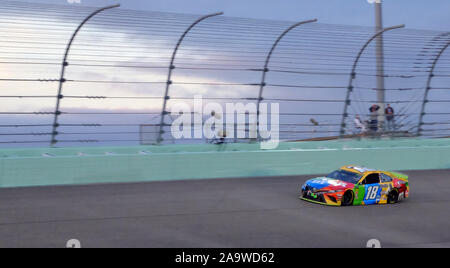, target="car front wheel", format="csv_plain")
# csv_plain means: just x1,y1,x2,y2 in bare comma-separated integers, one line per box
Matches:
341,191,354,206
